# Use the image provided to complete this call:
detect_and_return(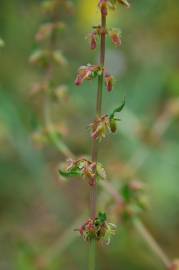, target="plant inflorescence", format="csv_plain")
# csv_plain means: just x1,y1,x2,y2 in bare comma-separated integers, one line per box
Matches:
30,0,73,156
29,1,179,270
59,0,131,269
